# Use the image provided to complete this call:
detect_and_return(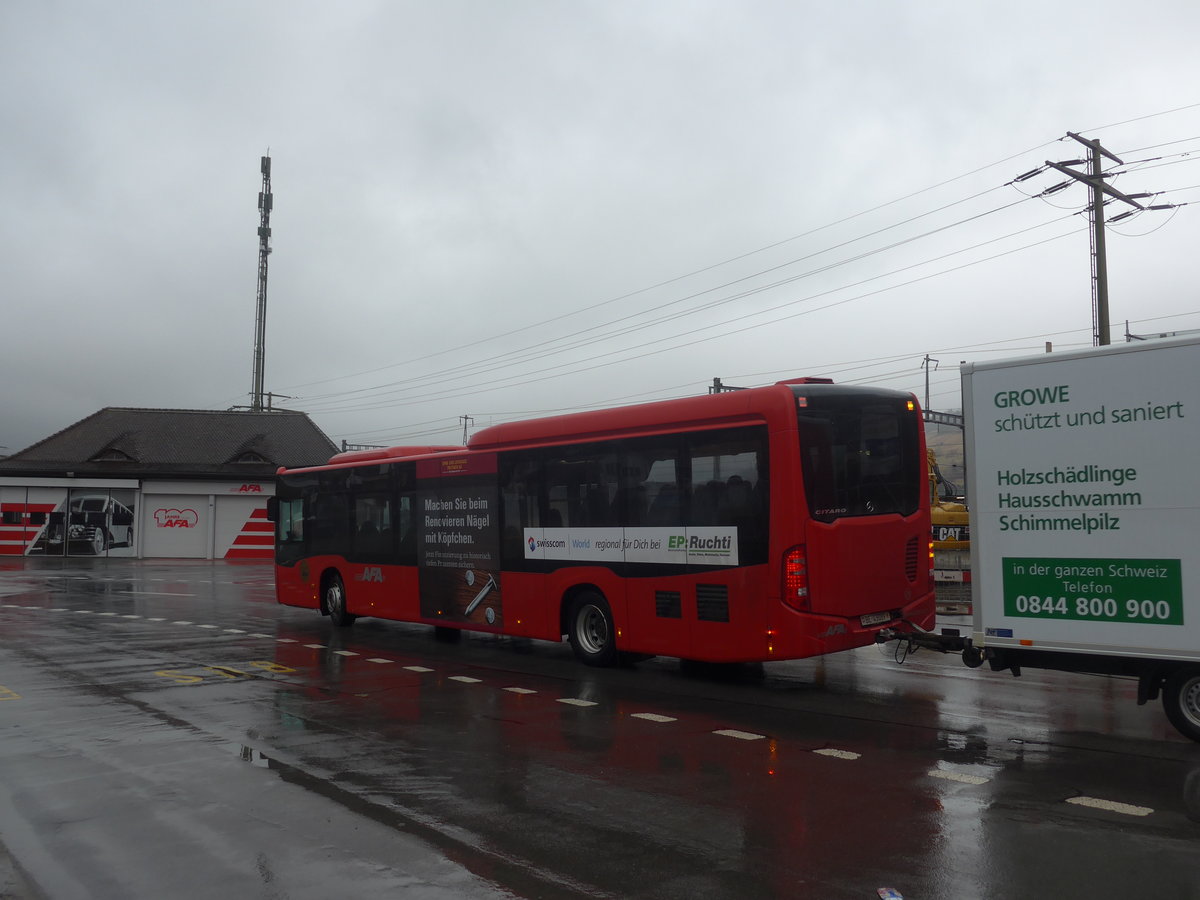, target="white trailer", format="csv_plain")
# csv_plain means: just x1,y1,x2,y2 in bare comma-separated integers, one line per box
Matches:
884,336,1200,741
